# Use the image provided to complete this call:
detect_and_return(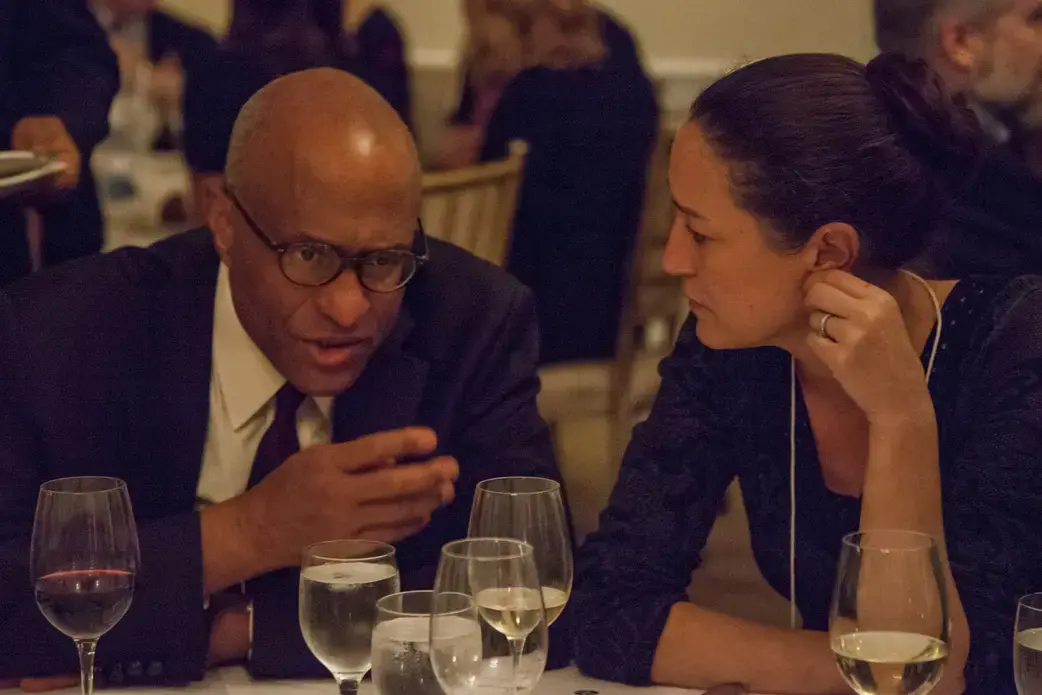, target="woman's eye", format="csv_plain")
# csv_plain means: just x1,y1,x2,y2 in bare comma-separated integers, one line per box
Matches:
687,226,708,244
